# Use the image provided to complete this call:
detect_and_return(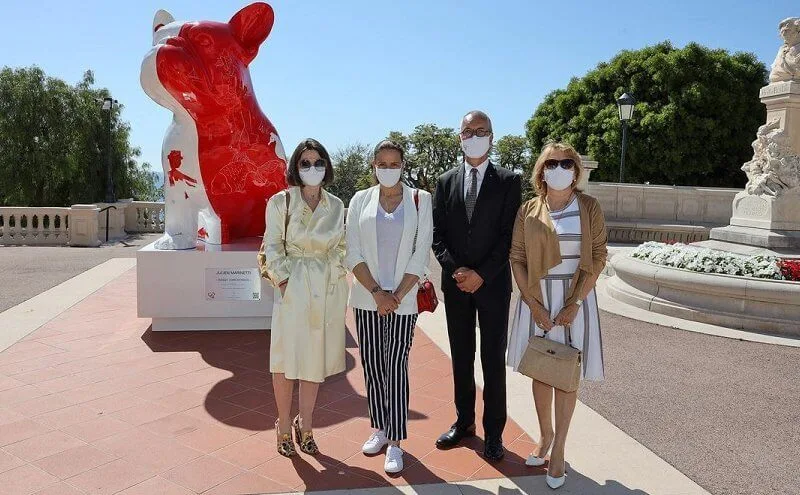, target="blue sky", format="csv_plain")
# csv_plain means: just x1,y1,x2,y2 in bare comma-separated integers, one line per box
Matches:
1,0,794,172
